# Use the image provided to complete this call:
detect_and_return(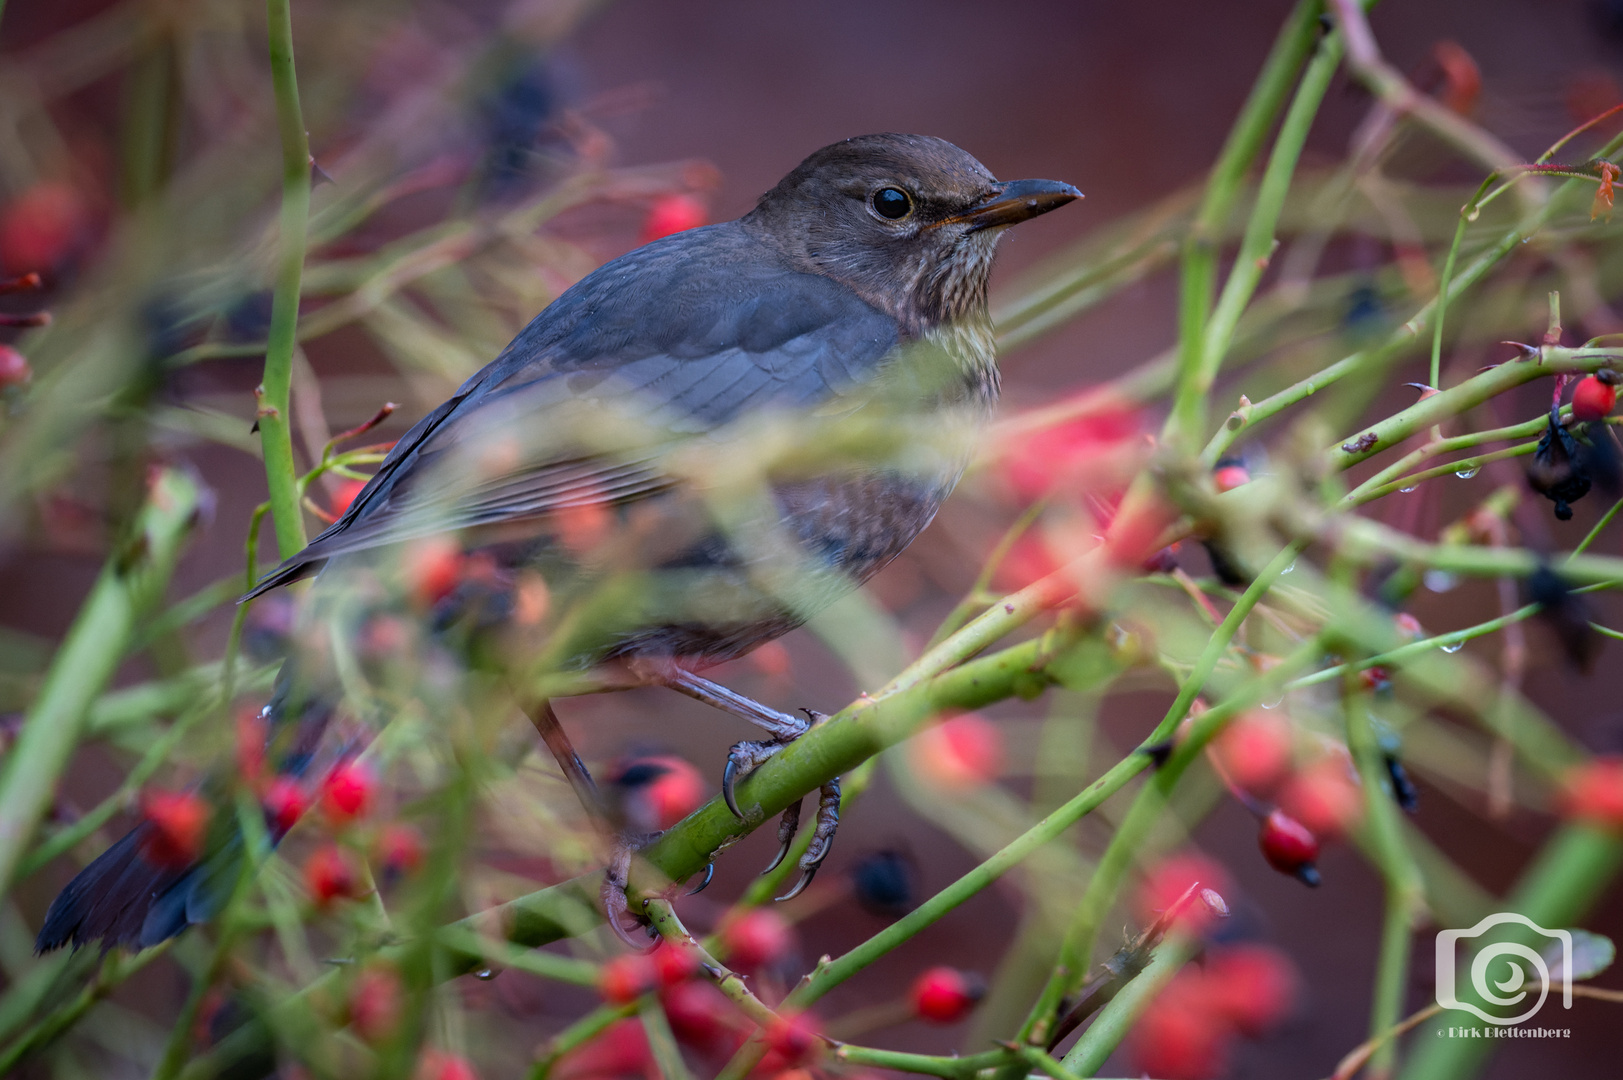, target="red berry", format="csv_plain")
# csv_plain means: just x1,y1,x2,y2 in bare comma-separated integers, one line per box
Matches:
263,777,309,835
1573,375,1617,422
912,713,1004,787
0,182,89,274
415,1050,478,1080
598,953,658,1004
719,909,792,970
1136,852,1234,936
909,966,985,1023
139,790,209,868
552,1020,653,1079
330,478,367,519
650,942,700,987
1278,754,1363,838
999,407,1143,501
659,980,741,1054
406,538,464,606
1358,665,1392,694
1130,972,1232,1080
764,1013,821,1067
609,755,708,833
1258,809,1321,885
349,964,403,1042
322,760,375,823
0,345,31,388
1557,757,1623,828
640,194,706,244
1210,711,1293,796
1212,462,1251,493
305,843,362,905
1204,945,1297,1037
376,823,425,878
